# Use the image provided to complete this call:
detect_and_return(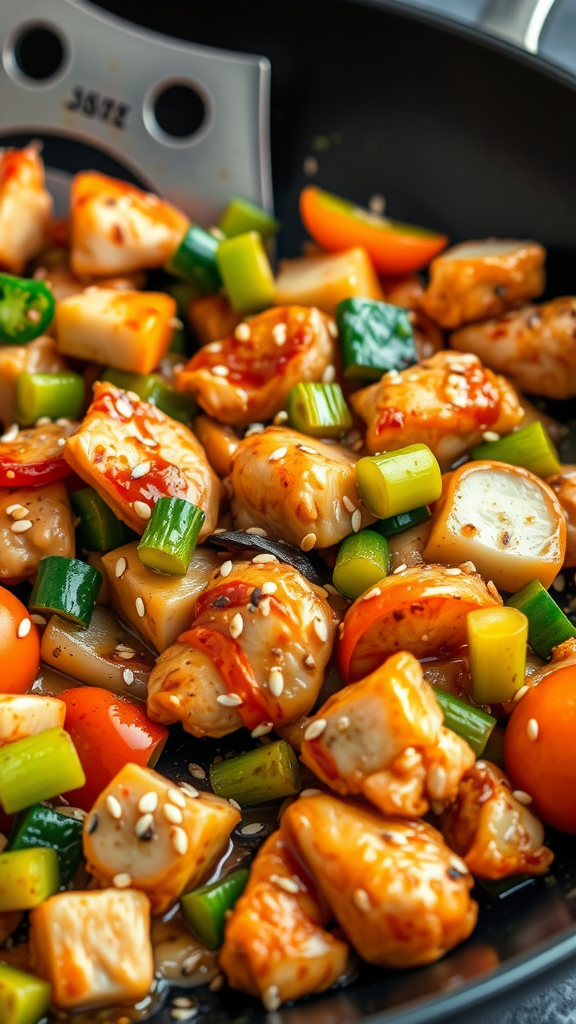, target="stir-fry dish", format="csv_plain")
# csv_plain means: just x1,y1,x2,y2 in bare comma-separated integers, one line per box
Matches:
0,142,575,1022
